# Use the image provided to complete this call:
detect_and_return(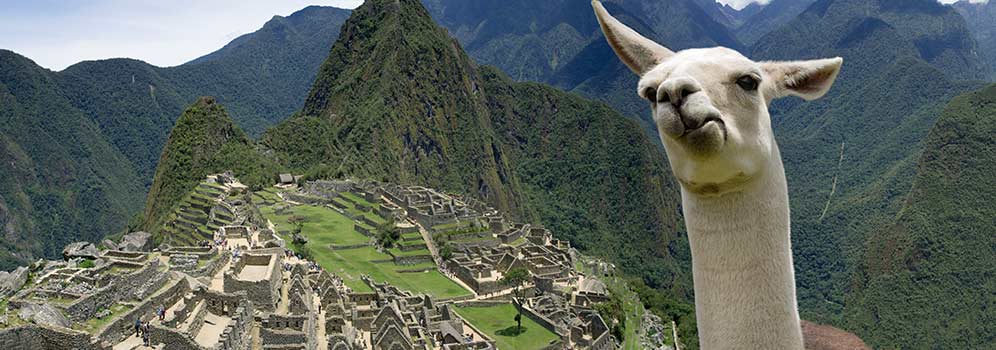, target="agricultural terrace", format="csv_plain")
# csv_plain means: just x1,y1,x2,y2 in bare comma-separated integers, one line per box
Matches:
254,188,471,299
